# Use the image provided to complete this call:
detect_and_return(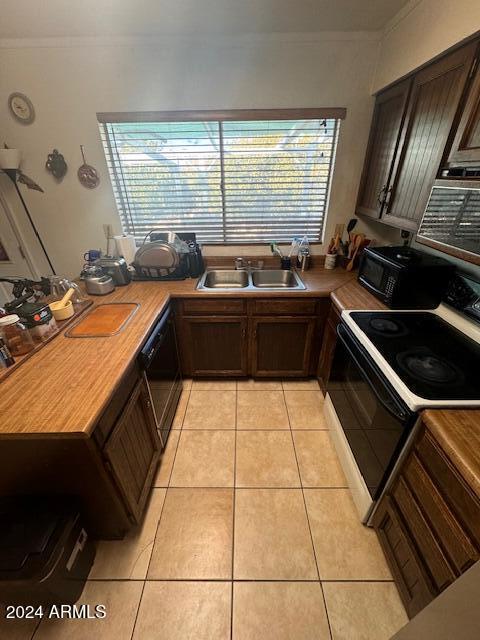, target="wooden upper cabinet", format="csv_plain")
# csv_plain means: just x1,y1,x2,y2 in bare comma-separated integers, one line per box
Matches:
356,79,411,219
382,42,477,231
447,52,480,166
